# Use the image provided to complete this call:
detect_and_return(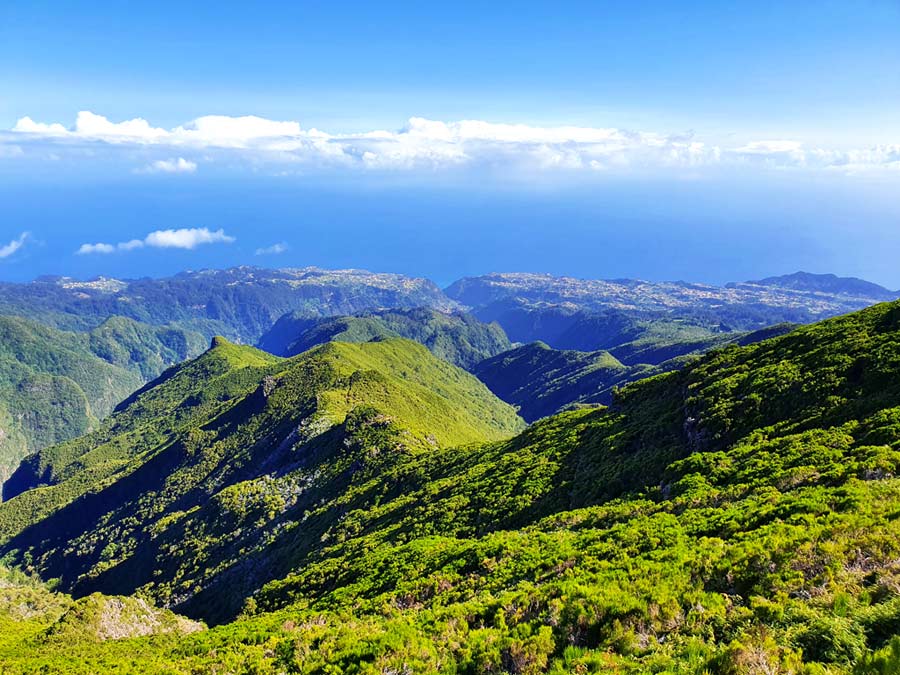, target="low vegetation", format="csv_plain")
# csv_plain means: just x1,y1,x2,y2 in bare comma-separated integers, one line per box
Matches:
3,298,900,672
0,315,205,483
473,324,794,422
0,338,523,625
258,307,512,370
